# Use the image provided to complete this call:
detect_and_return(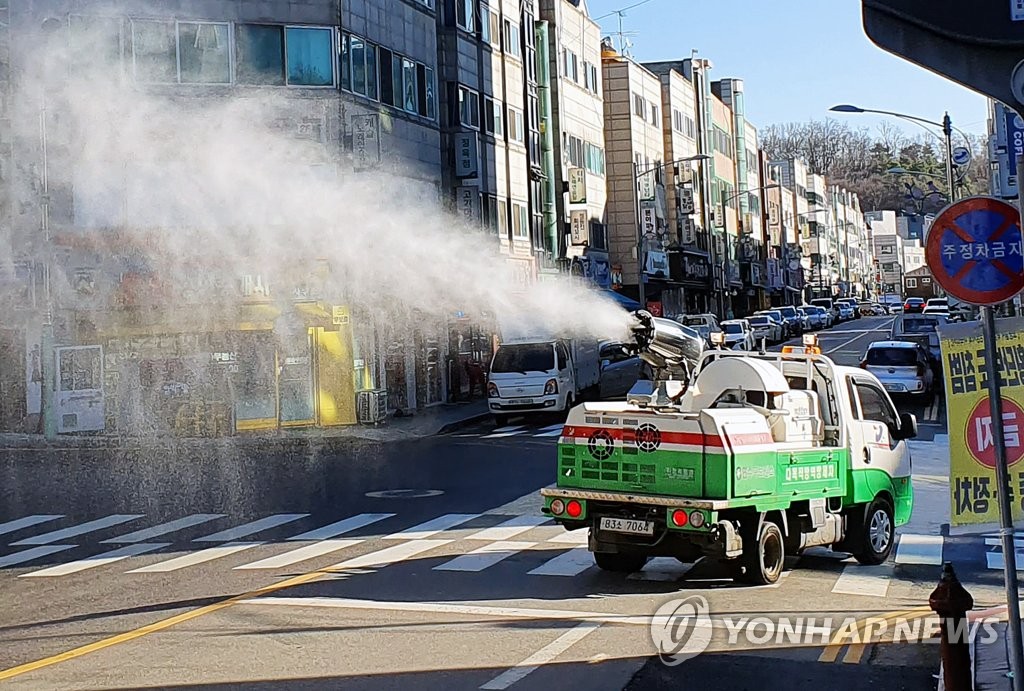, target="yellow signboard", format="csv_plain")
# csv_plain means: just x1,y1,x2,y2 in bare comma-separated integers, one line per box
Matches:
941,318,1024,526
